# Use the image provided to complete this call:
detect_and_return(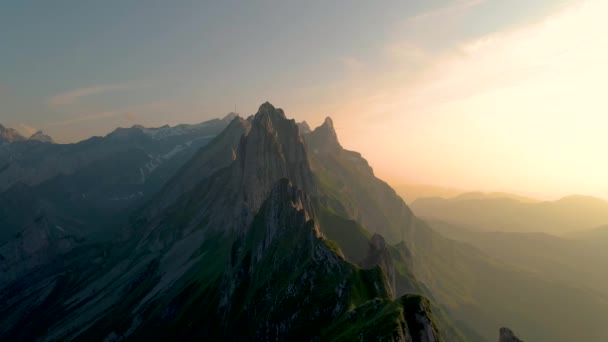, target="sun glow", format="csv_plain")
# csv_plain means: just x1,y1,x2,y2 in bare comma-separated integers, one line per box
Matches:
334,0,608,200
